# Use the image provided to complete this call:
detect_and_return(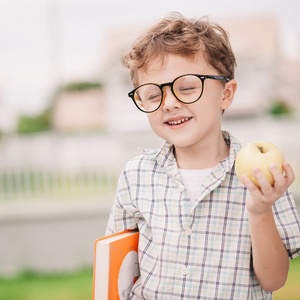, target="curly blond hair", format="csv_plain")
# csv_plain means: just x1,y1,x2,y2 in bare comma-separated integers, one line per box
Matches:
122,12,236,86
